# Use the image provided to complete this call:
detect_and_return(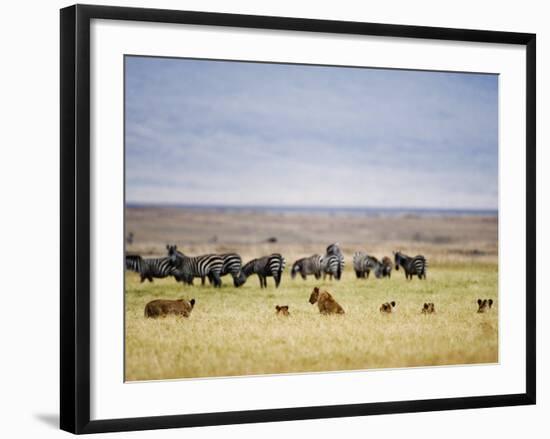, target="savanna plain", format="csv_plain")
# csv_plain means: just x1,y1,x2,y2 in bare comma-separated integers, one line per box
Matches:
125,207,498,381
